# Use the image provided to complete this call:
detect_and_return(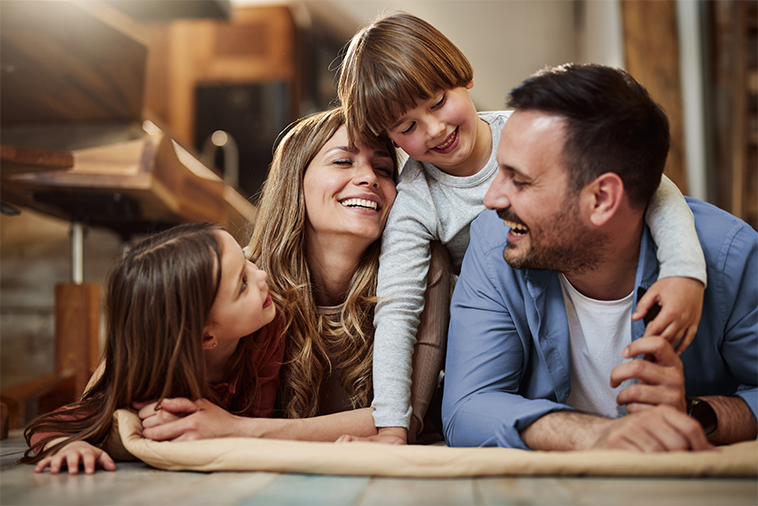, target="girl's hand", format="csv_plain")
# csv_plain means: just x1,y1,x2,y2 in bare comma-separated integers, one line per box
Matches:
140,399,242,442
135,399,188,429
632,277,704,354
34,441,115,475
